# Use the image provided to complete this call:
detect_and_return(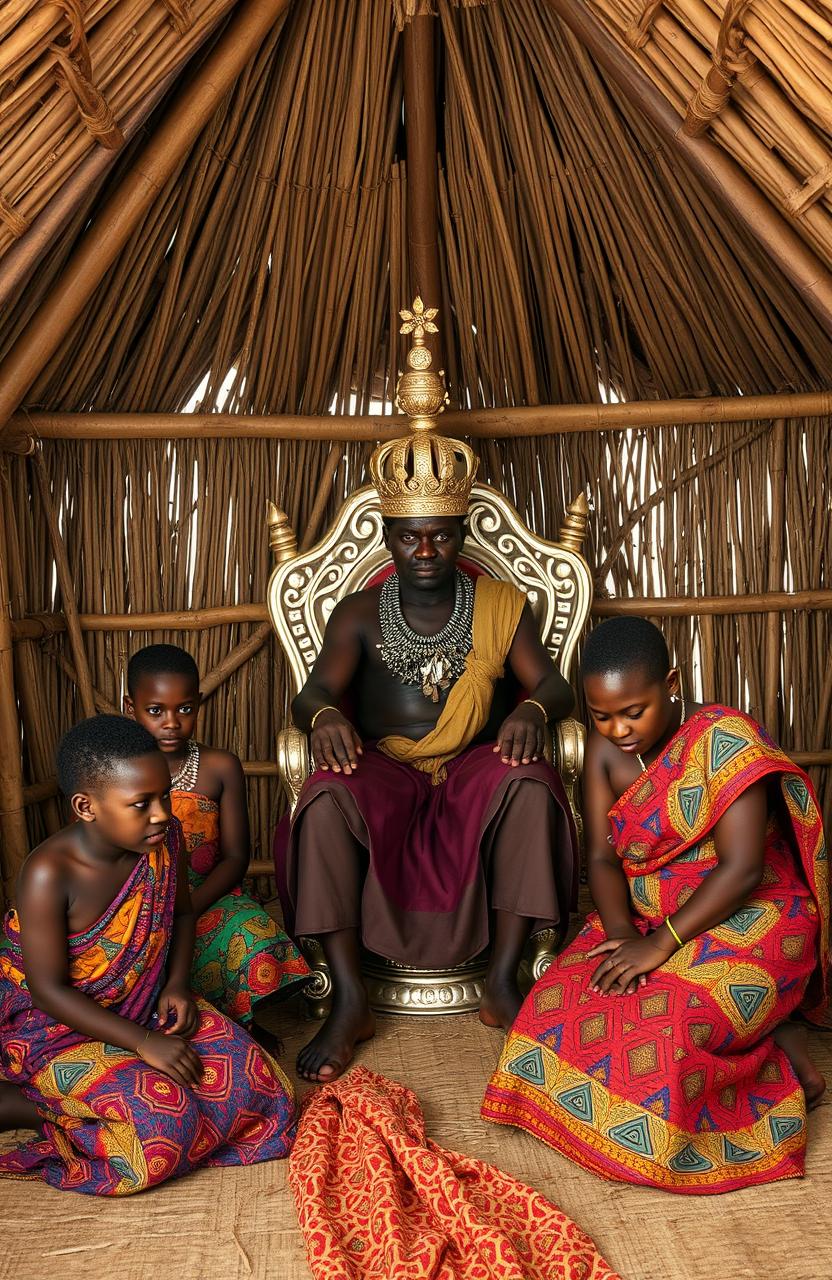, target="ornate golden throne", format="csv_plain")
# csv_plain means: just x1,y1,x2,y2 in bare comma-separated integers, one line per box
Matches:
264,481,593,1015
